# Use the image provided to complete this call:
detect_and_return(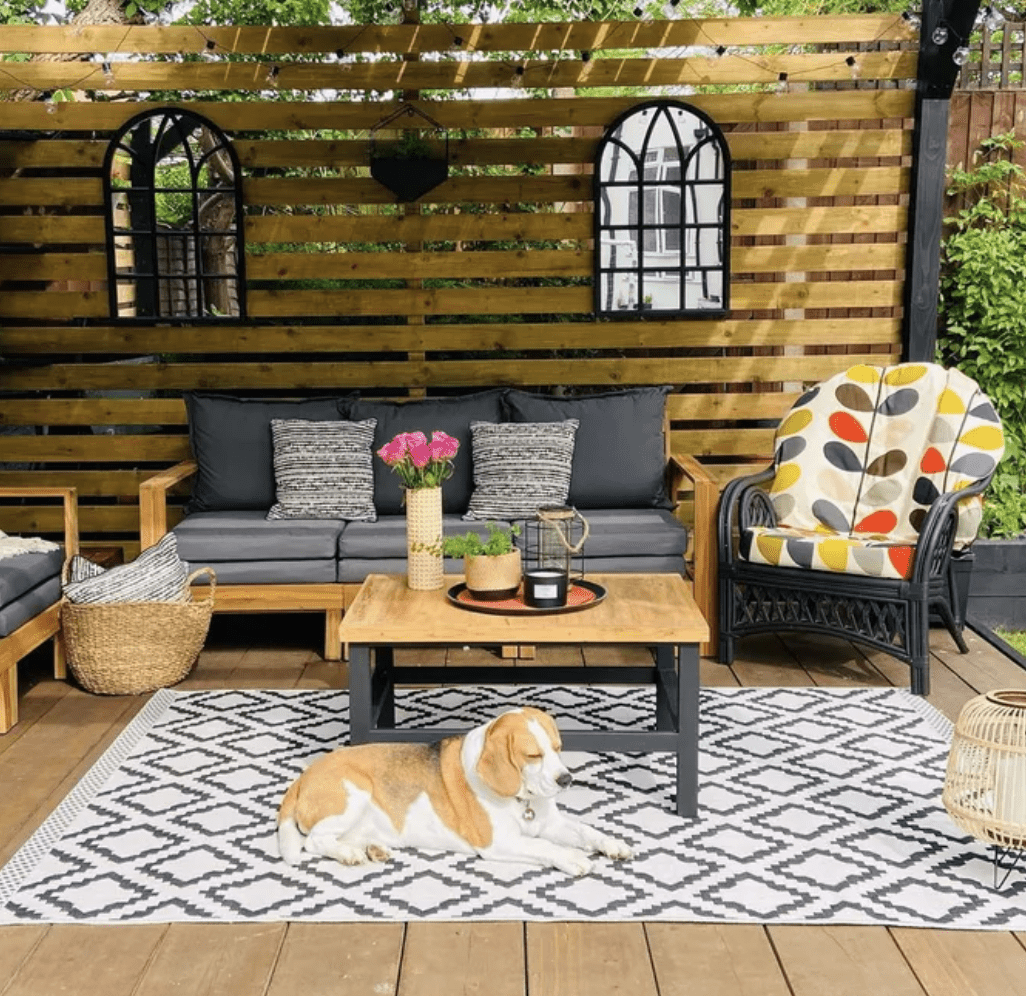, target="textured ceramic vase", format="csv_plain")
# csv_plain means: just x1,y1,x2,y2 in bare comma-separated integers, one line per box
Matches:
405,486,444,591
